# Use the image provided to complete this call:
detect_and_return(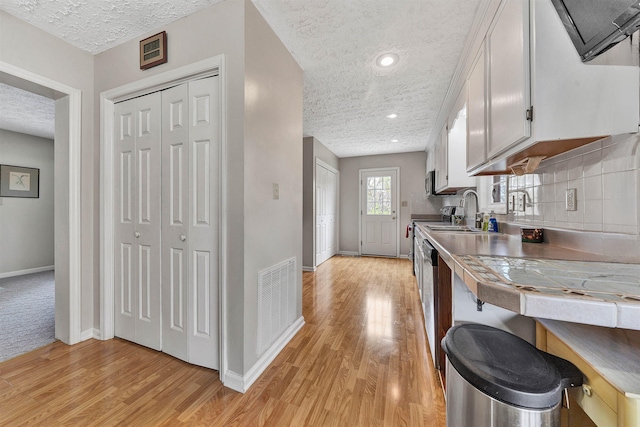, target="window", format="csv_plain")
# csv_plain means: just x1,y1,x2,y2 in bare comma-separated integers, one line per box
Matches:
366,175,392,215
478,175,508,214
